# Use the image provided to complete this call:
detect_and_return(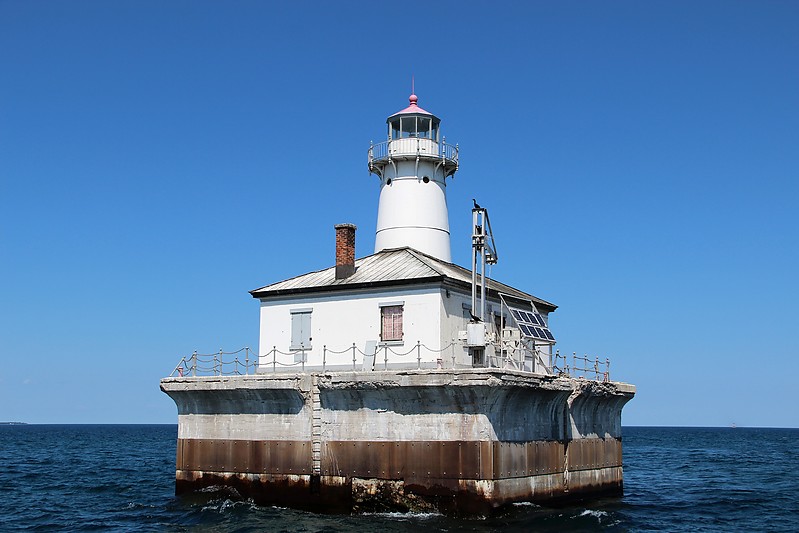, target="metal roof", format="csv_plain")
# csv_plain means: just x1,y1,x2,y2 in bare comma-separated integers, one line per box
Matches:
387,94,436,119
250,247,557,311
